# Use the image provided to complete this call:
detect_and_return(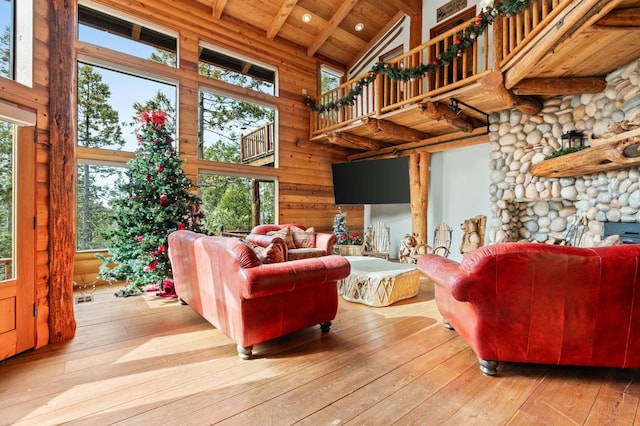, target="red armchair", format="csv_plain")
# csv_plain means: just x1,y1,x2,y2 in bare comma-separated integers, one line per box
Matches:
418,242,640,375
168,230,350,359
246,224,337,260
